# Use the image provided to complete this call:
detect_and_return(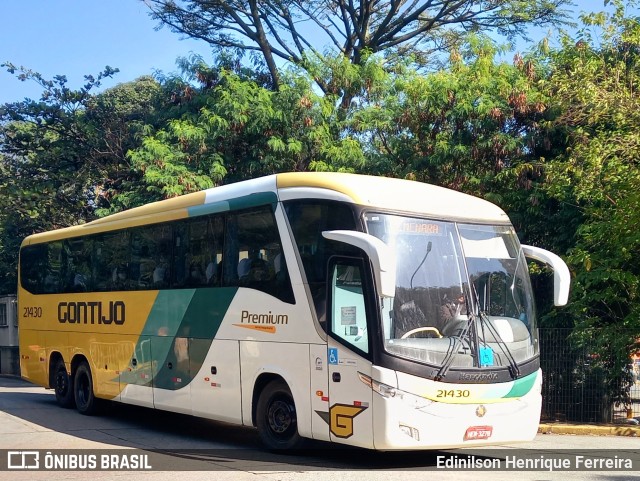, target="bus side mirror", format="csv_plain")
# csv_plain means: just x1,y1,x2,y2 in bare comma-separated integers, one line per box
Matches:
322,230,397,298
521,245,571,306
